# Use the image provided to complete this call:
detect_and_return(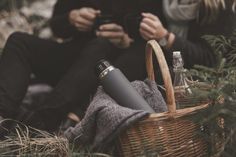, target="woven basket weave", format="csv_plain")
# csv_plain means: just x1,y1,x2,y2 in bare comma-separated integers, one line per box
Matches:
118,40,210,157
